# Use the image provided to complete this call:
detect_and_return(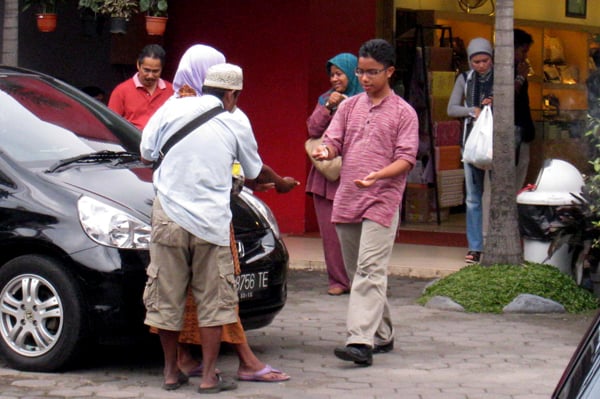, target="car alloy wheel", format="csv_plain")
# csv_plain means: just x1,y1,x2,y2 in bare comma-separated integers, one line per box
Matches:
0,255,86,371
